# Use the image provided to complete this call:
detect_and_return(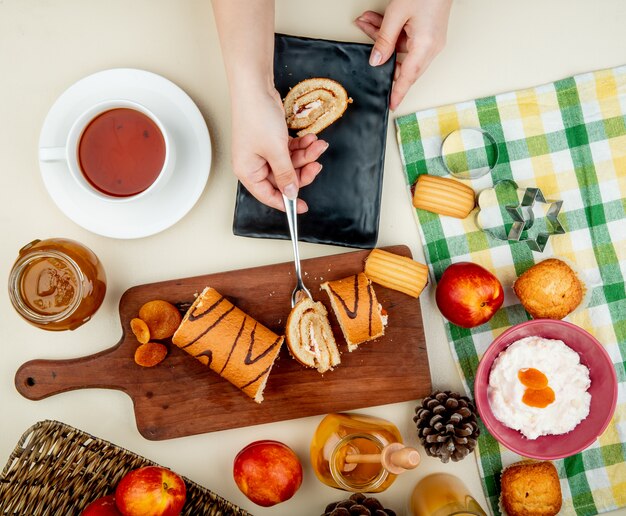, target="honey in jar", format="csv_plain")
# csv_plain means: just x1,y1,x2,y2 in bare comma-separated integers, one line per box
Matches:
310,413,420,493
410,473,487,516
8,238,106,331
